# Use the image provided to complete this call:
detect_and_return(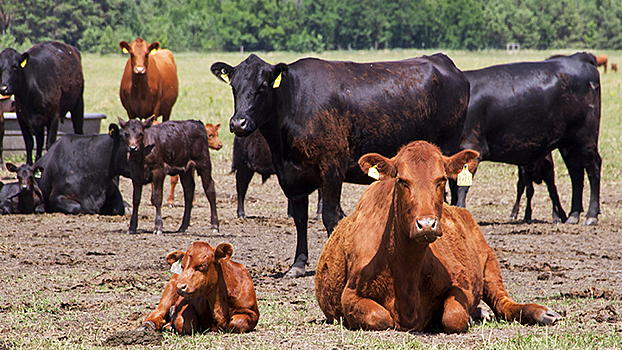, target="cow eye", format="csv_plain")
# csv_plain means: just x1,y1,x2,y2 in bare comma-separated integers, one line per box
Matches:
258,82,268,92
